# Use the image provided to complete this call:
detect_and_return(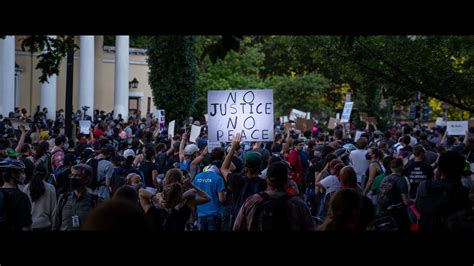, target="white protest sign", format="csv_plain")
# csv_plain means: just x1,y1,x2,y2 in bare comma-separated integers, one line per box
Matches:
336,113,340,120
168,120,175,138
289,108,307,121
207,141,221,153
208,89,274,142
340,101,354,123
10,119,30,131
204,114,208,123
435,117,446,127
446,121,468,135
189,125,202,143
283,116,289,123
79,120,91,134
354,131,364,141
306,112,311,119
